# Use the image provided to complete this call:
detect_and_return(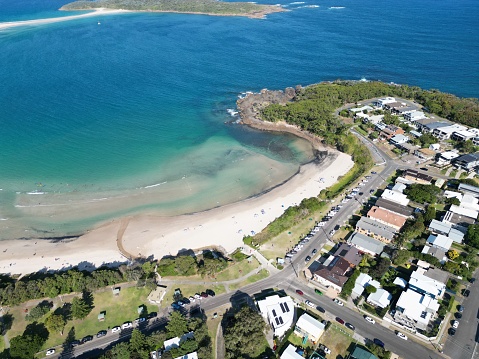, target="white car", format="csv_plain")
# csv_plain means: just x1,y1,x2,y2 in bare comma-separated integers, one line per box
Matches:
318,222,325,227
396,332,408,340
46,349,56,356
305,300,315,308
364,316,375,324
121,322,132,329
194,293,201,299
111,326,121,333
329,230,335,236
333,298,344,306
452,320,459,329
363,179,369,183
189,296,195,303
